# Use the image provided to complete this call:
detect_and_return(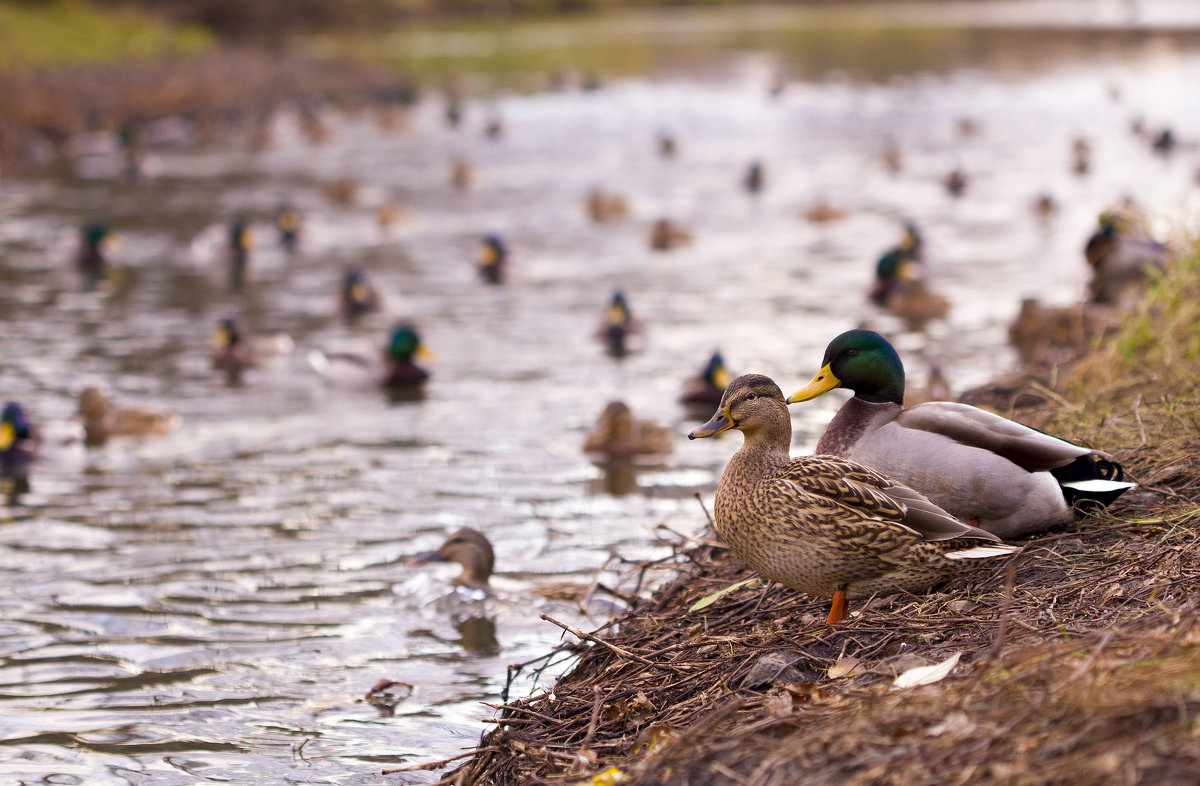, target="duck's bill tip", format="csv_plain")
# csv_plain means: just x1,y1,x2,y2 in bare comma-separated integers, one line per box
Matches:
787,365,840,403
689,415,732,439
